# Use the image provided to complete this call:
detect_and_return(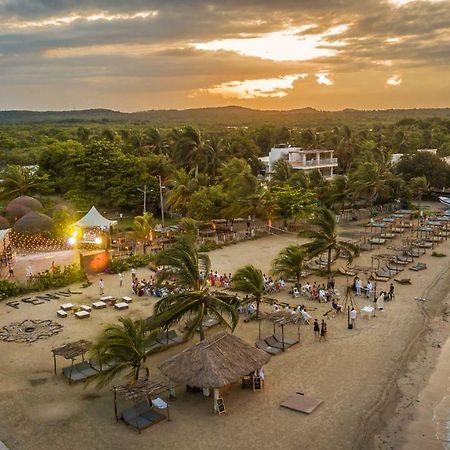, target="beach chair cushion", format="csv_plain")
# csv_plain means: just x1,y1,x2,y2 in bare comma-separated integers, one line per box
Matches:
255,340,281,355
93,301,107,309
114,302,129,310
